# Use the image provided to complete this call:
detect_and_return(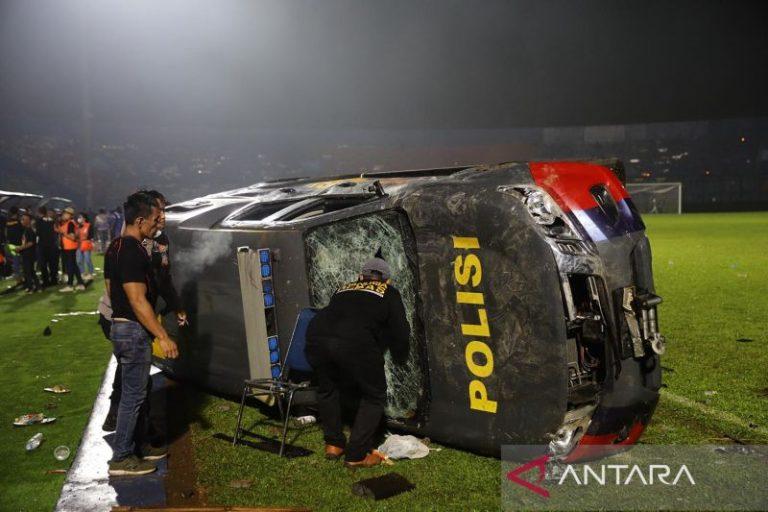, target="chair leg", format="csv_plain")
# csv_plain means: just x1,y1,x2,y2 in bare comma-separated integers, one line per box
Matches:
279,390,296,457
233,385,249,446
